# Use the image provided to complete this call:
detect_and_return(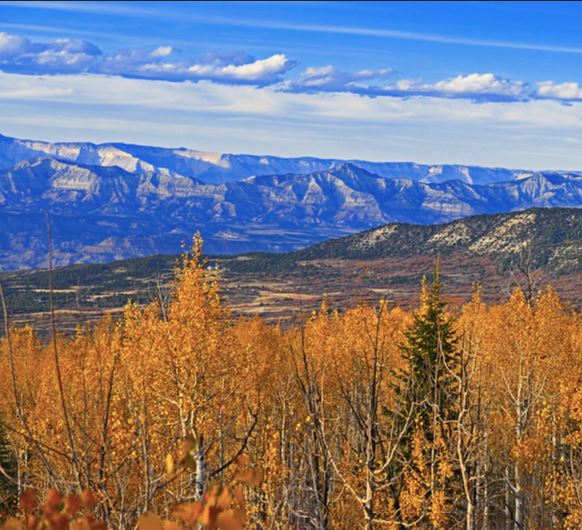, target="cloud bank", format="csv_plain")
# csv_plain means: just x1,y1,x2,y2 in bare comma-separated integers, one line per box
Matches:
0,32,295,85
2,70,582,171
0,32,581,104
285,68,582,104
